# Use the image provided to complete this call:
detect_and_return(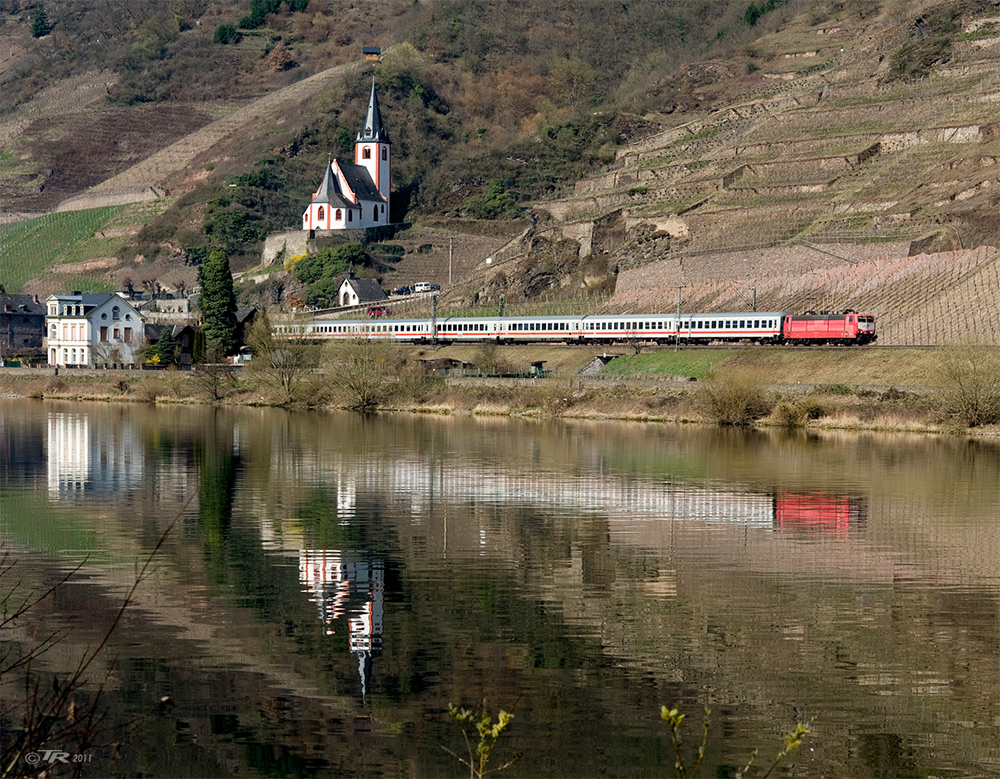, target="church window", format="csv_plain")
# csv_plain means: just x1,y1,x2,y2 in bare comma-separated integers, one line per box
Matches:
335,209,342,220
381,204,385,214
348,211,353,222
382,147,387,160
363,147,371,159
373,206,378,221
317,206,325,220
